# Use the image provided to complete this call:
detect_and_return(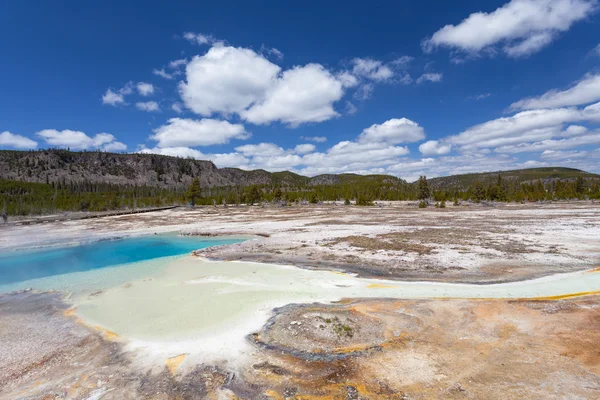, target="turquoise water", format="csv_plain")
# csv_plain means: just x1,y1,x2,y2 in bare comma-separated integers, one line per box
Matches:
0,235,244,286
